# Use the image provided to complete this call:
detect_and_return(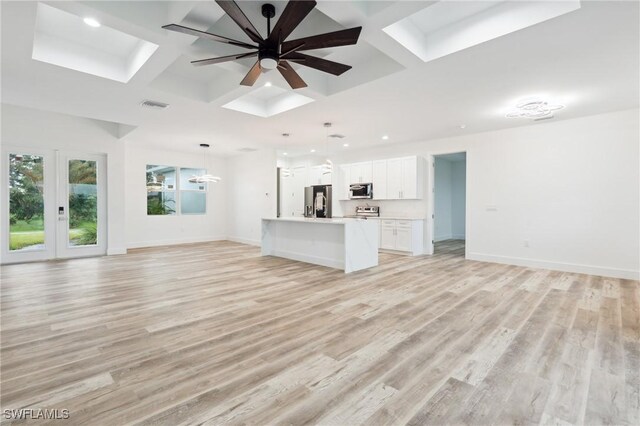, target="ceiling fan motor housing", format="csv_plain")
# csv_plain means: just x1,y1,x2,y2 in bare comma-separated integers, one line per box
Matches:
261,4,276,19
